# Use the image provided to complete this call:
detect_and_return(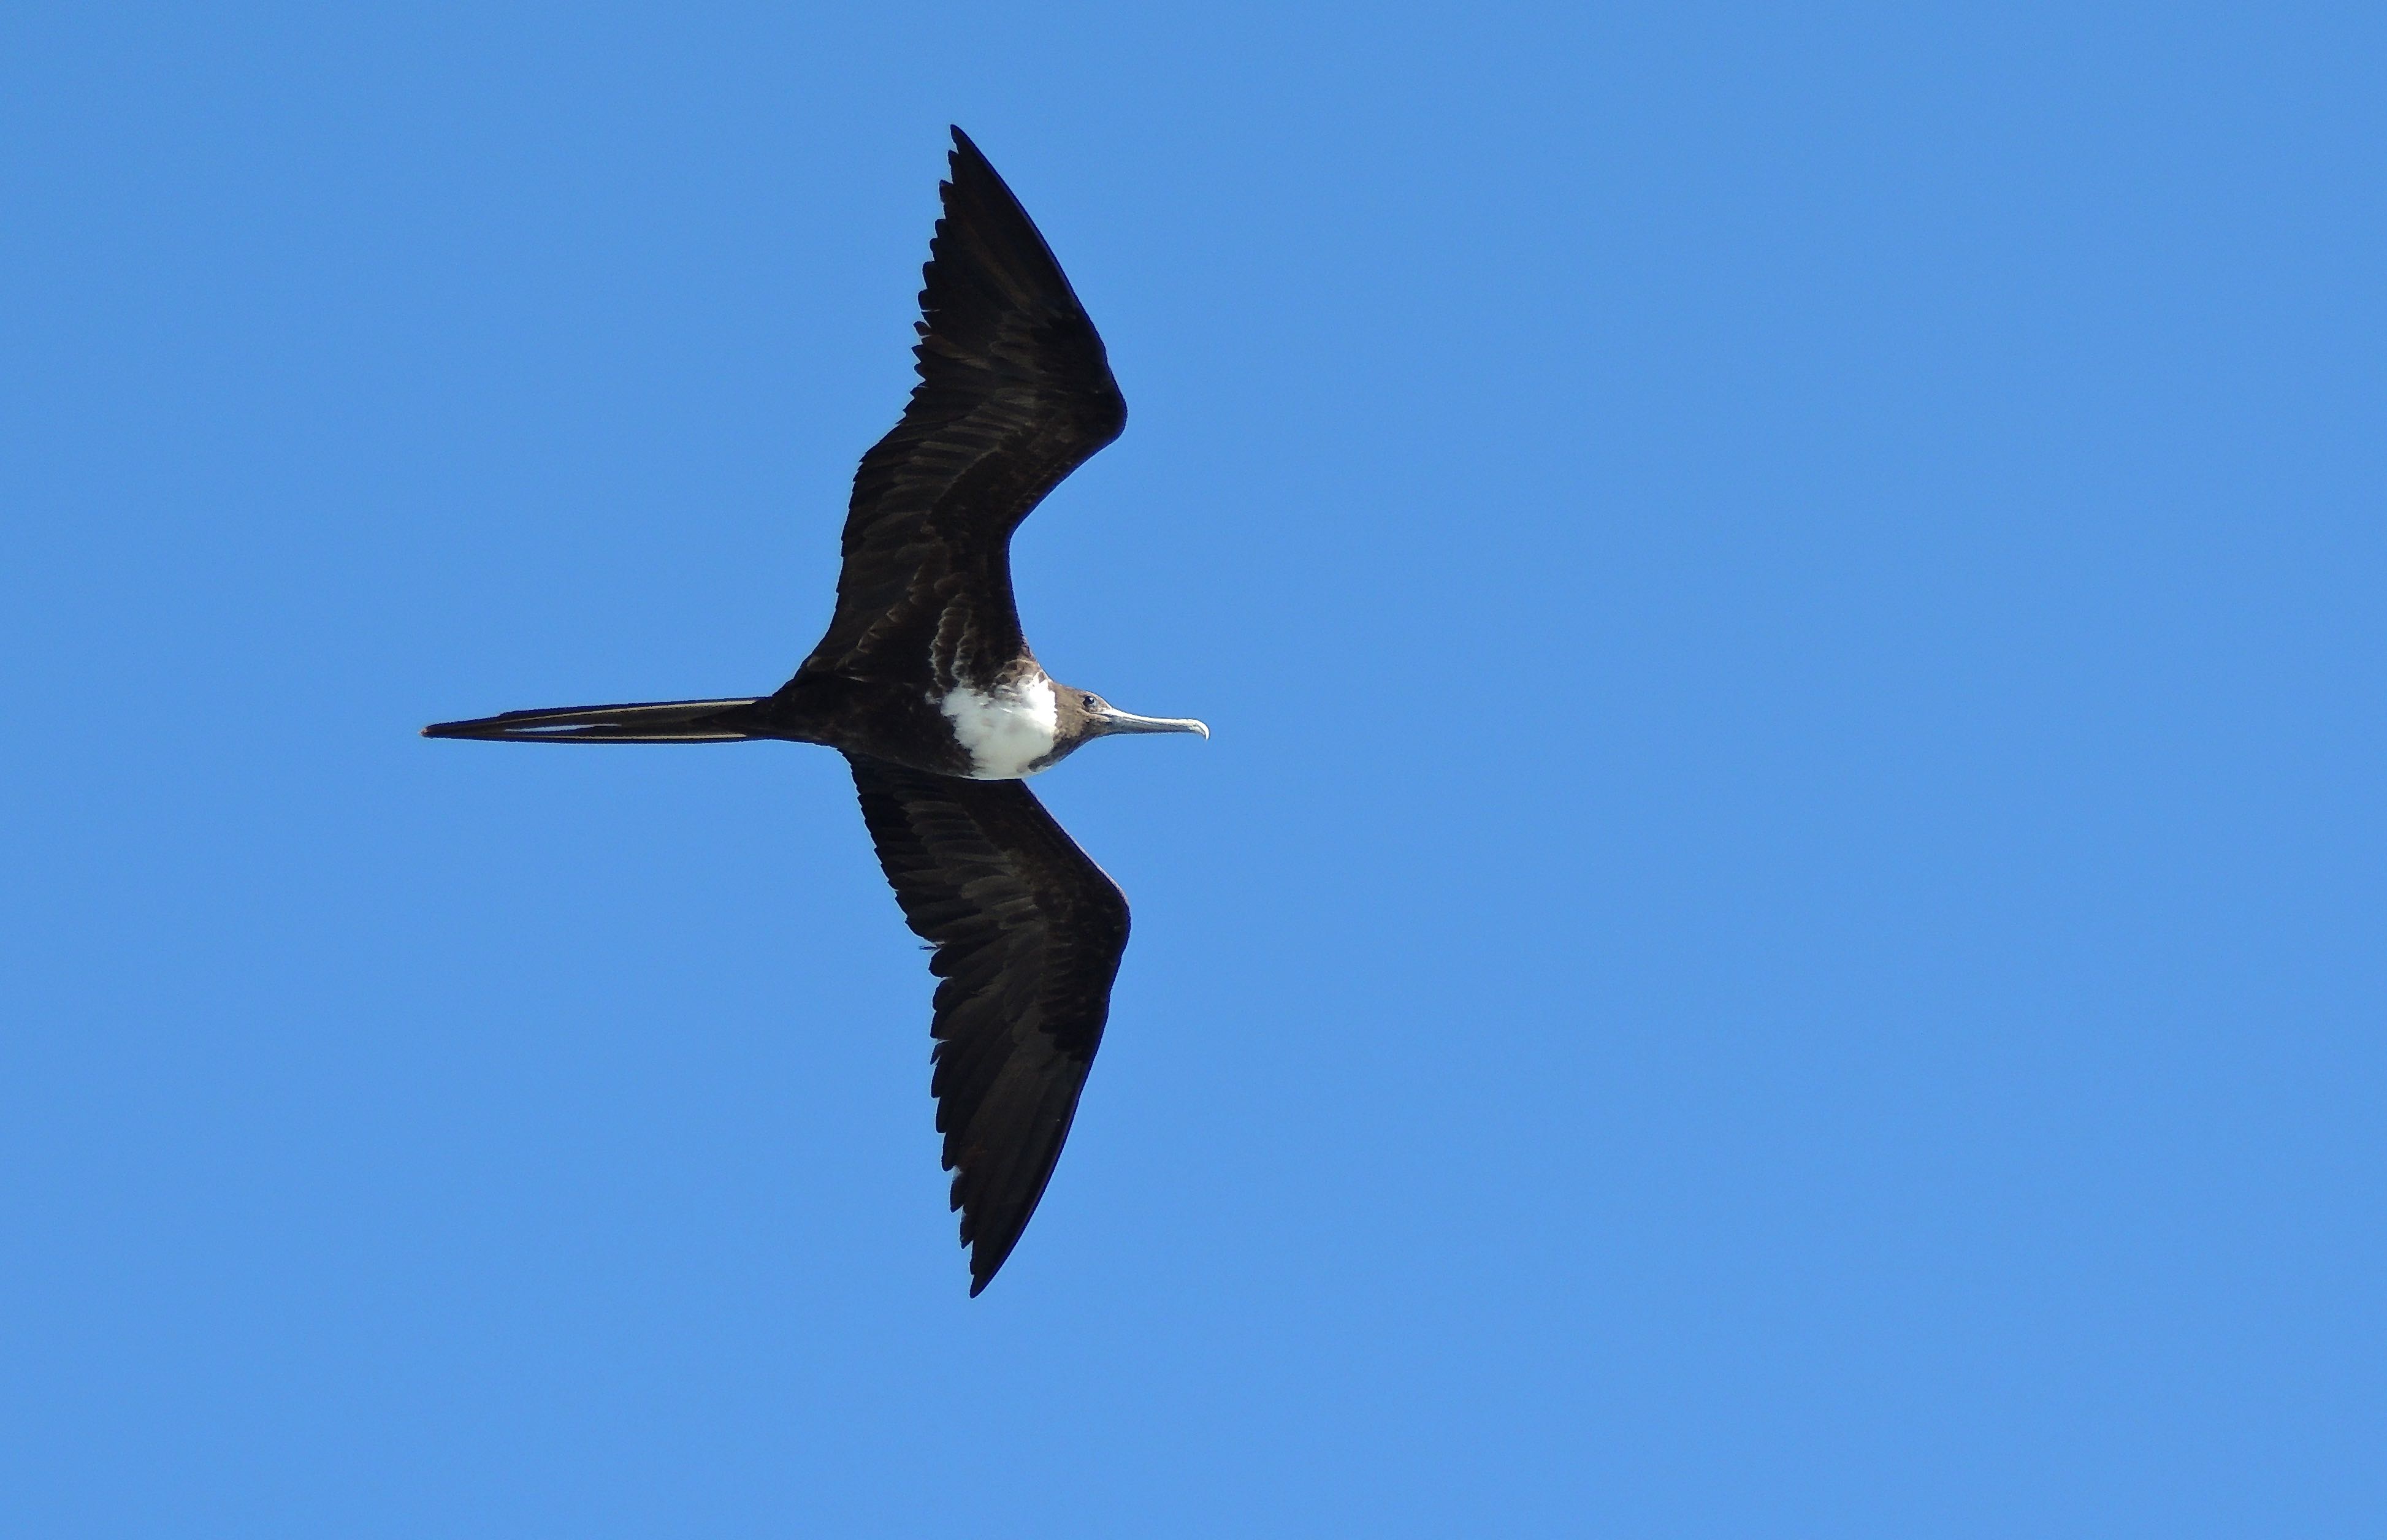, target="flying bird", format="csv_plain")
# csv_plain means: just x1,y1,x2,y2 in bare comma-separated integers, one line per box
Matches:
425,128,1206,1295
